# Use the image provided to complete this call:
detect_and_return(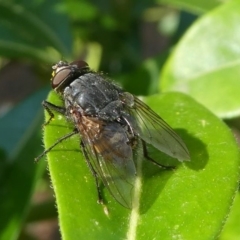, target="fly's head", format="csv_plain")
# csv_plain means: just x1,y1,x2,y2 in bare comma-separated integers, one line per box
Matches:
51,60,90,93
